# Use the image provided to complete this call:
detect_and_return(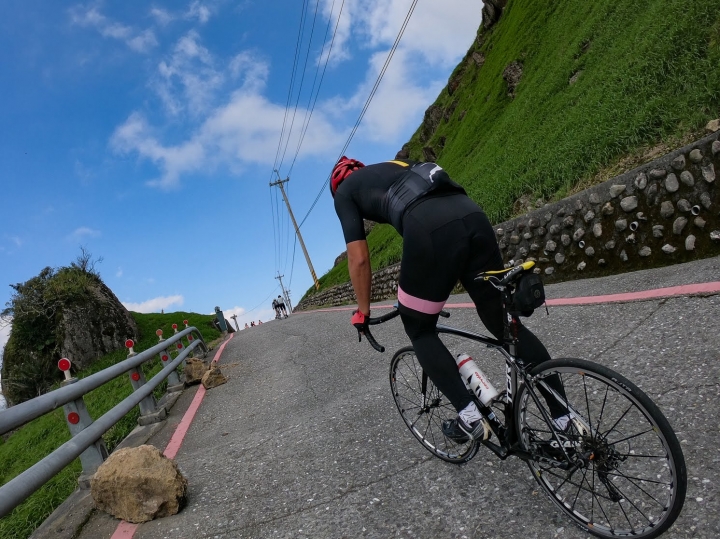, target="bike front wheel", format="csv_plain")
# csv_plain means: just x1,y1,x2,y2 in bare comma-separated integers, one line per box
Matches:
390,346,479,464
515,358,686,539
